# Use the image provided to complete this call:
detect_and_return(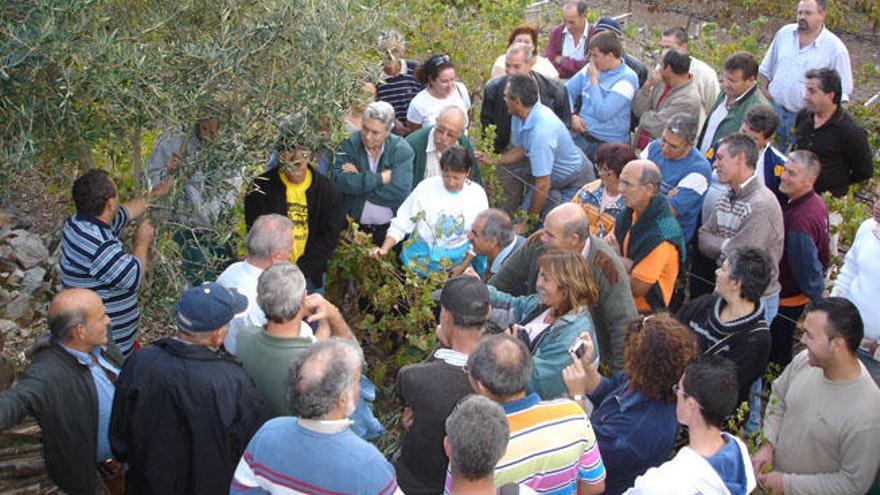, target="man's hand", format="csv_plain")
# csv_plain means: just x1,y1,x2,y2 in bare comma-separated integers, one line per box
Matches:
562,333,596,396
474,150,488,165
341,163,359,174
587,61,599,83
448,262,469,277
401,406,414,431
757,471,784,494
380,169,392,185
645,68,662,89
369,246,389,259
604,231,622,256
166,154,183,174
134,220,155,246
304,293,341,325
571,115,588,134
461,266,481,279
751,443,775,478
666,187,679,197
621,257,634,273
